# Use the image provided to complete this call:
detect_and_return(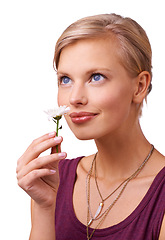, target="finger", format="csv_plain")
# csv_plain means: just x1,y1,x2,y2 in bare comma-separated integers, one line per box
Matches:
31,132,56,145
51,141,62,154
17,132,56,169
29,137,63,158
17,152,67,180
17,136,63,171
17,168,57,192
